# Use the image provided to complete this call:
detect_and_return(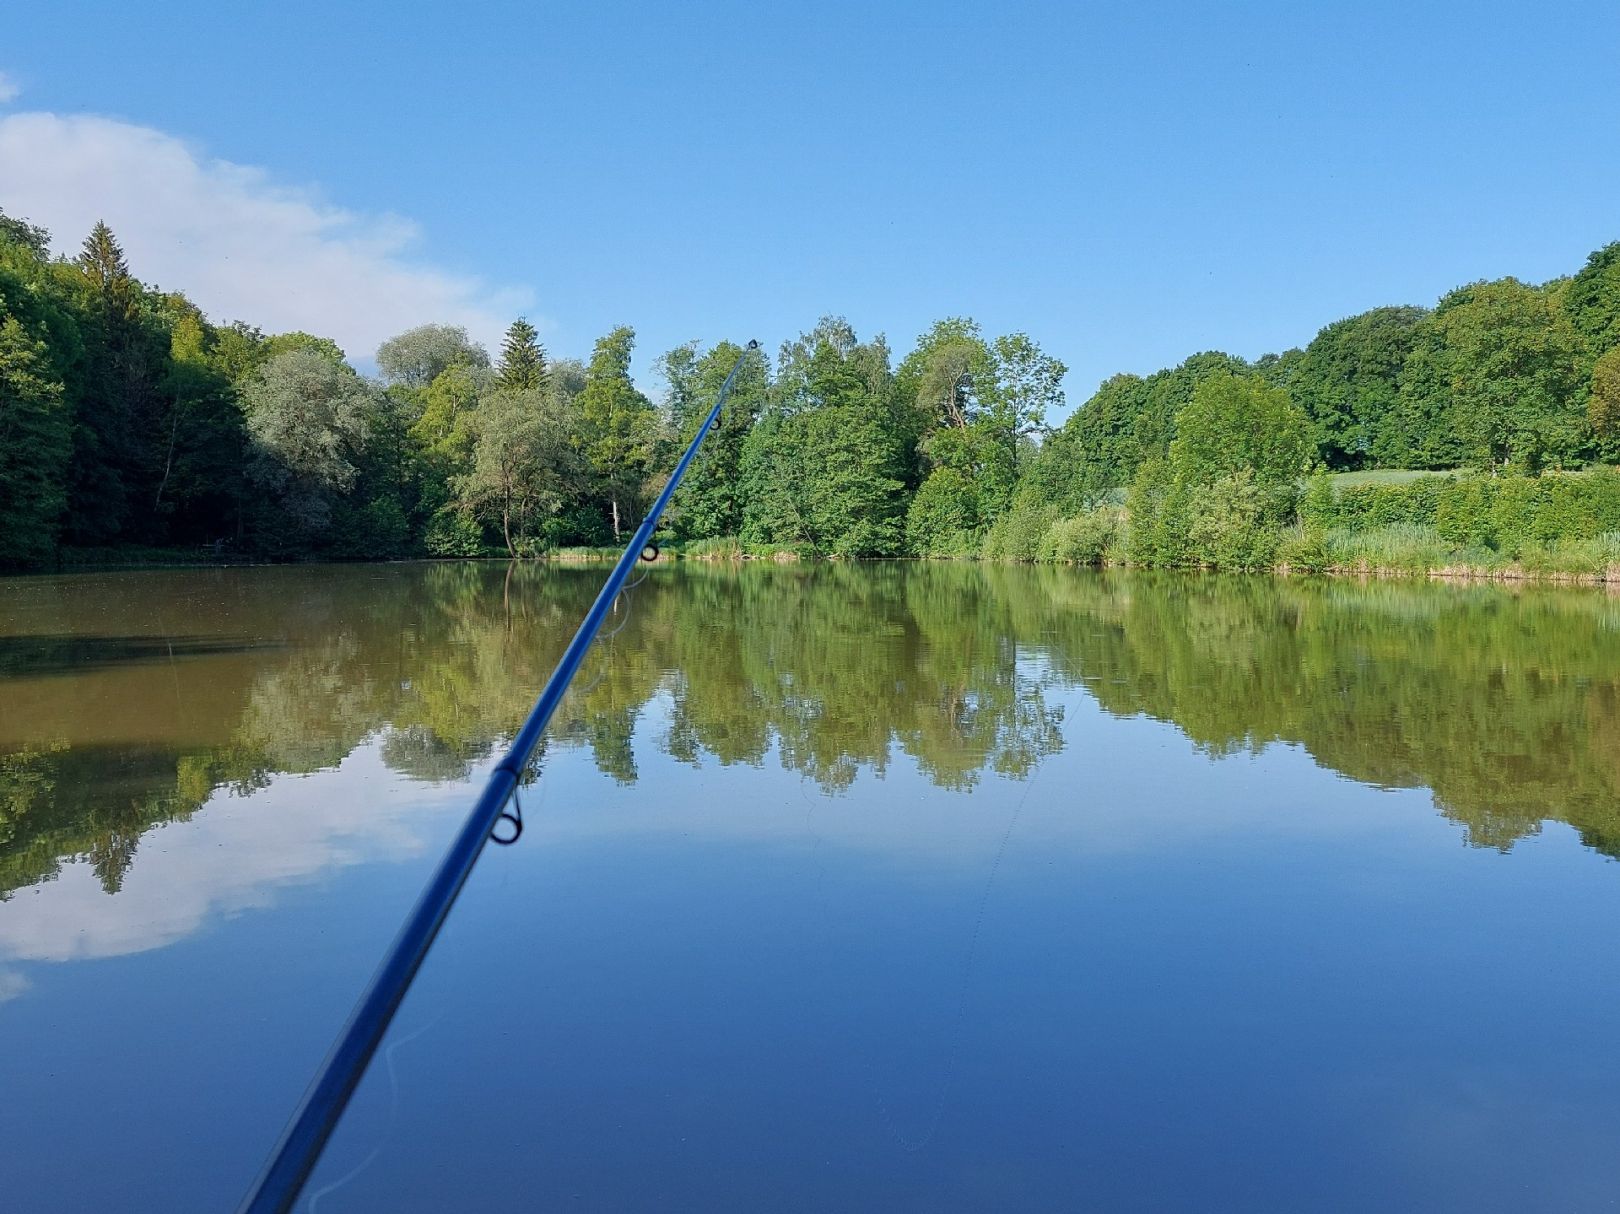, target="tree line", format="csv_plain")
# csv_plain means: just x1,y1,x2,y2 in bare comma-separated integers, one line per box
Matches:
3,204,1619,569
